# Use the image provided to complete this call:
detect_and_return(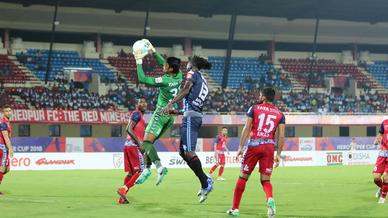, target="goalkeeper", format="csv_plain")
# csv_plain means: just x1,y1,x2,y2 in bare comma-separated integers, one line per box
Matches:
133,39,183,186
